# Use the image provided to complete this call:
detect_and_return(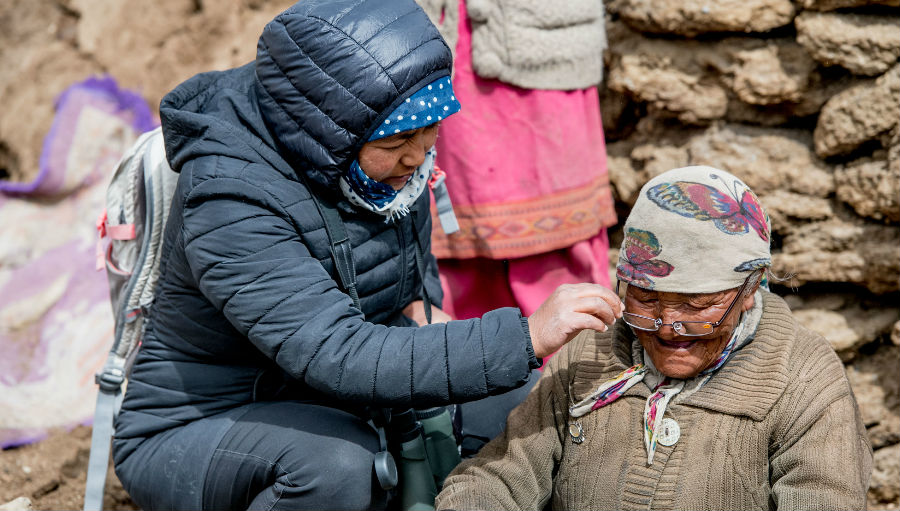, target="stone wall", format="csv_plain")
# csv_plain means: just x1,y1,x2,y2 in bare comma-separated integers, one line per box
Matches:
600,1,899,507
